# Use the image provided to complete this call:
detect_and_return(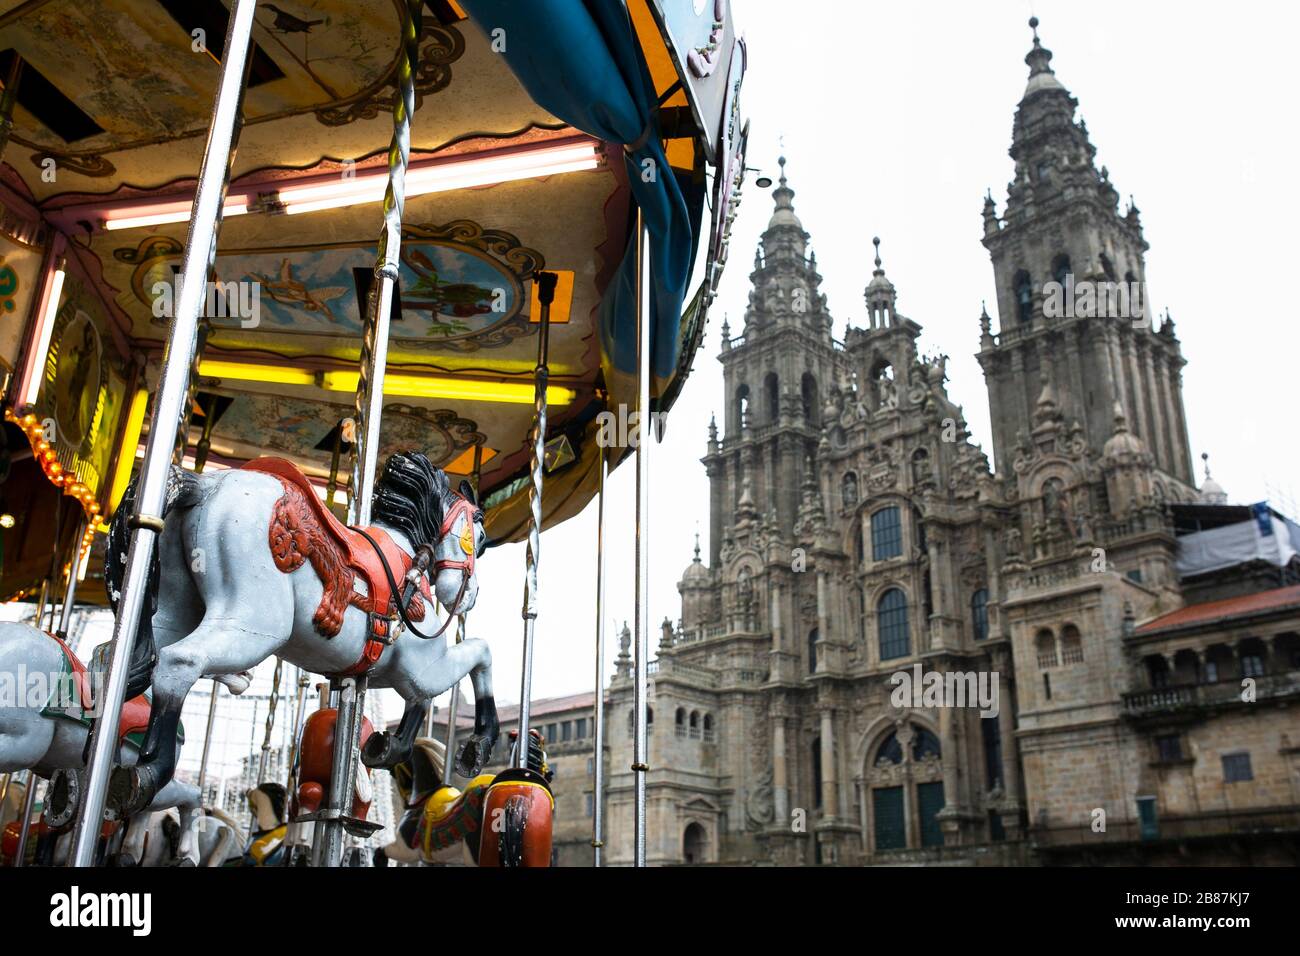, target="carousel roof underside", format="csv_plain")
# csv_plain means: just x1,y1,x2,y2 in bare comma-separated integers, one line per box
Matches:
0,0,706,551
